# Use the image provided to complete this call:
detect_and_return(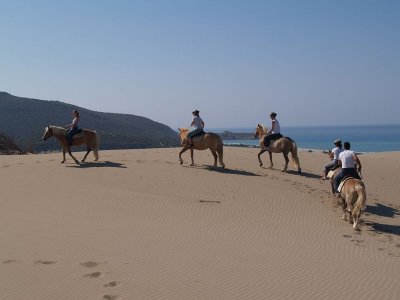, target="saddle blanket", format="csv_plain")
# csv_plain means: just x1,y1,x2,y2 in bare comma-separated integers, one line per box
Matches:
327,170,336,179
338,177,356,193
